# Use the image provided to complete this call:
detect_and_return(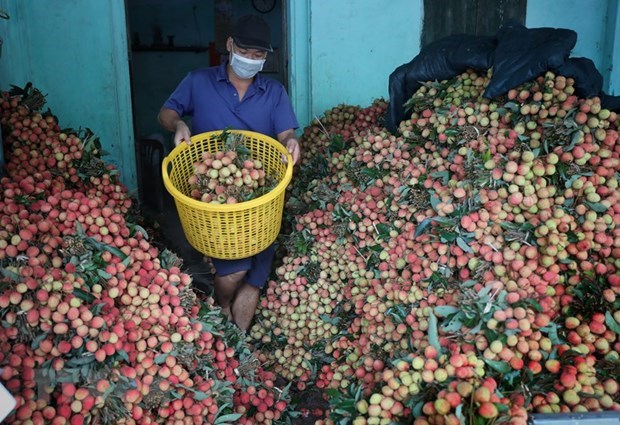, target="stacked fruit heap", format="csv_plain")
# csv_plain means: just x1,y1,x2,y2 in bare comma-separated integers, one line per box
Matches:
0,84,295,424
250,70,620,424
188,131,273,205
